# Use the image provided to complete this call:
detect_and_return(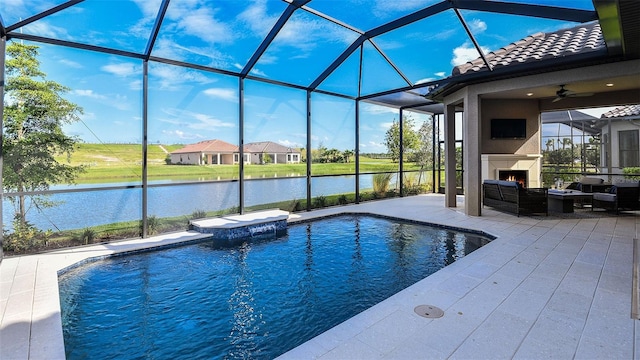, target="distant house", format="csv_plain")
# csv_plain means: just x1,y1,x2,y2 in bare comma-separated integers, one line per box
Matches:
169,139,301,165
243,141,301,164
594,105,640,174
169,139,239,165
